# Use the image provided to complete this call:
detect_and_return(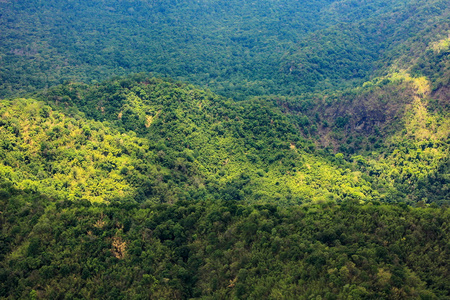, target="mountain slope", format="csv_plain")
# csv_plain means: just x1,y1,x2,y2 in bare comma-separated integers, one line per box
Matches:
1,0,449,99
0,1,449,298
1,71,446,207
279,74,449,204
29,75,379,205
283,0,450,90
